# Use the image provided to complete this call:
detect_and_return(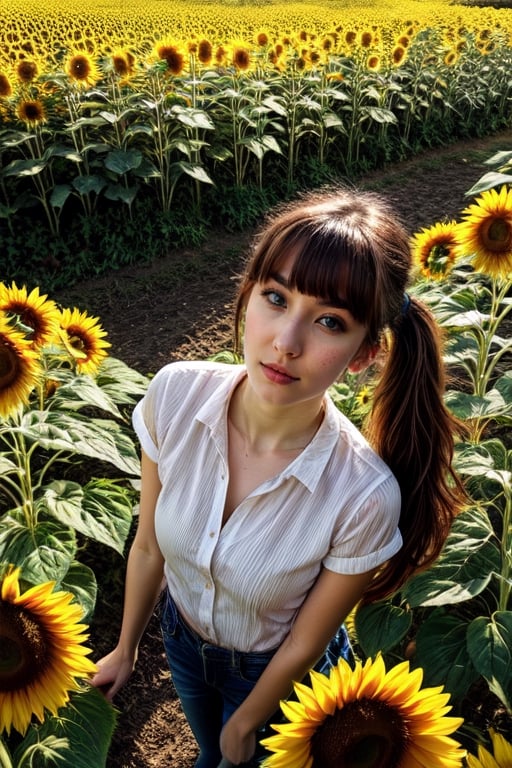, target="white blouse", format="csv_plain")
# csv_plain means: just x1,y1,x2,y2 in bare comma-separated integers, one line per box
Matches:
132,361,402,652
